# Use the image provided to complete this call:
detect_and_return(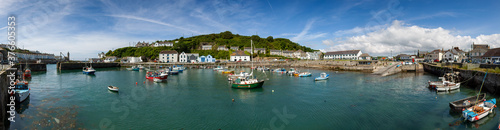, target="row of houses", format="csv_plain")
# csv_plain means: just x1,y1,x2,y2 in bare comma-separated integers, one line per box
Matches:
323,50,371,60
135,41,175,48
422,44,495,62
159,50,216,63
